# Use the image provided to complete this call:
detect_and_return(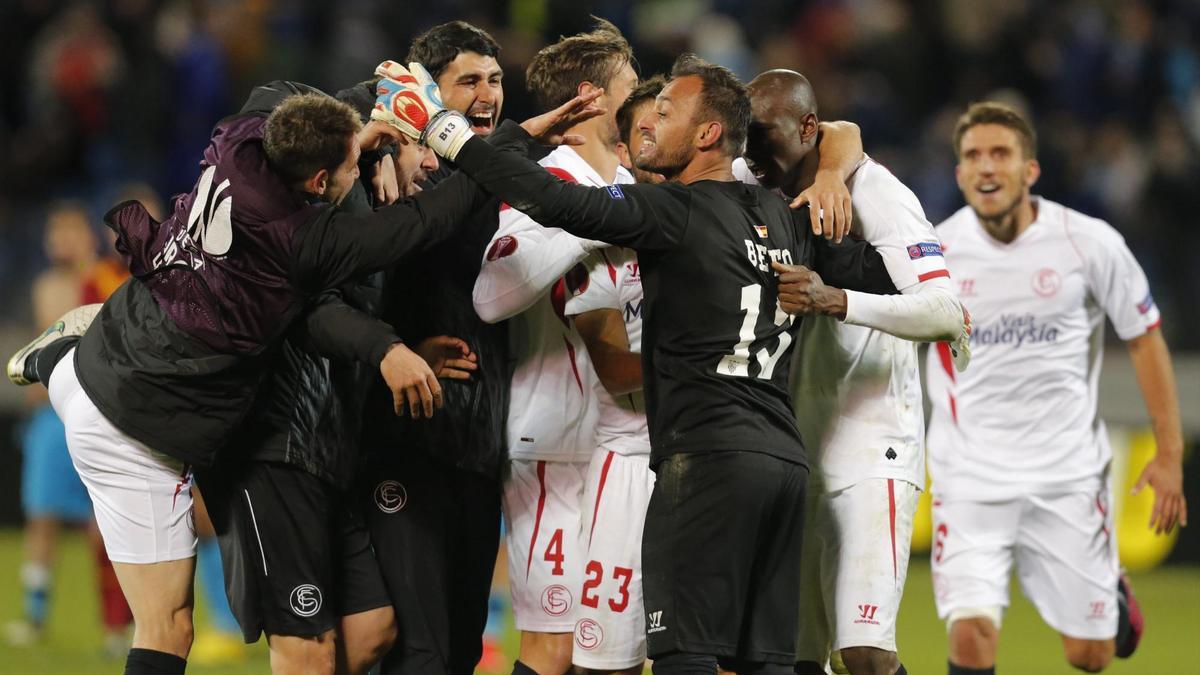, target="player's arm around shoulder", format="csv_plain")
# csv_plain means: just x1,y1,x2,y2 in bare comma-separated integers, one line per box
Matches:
471,204,602,324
